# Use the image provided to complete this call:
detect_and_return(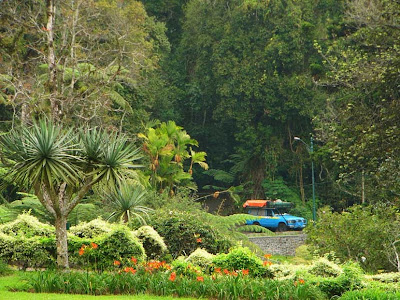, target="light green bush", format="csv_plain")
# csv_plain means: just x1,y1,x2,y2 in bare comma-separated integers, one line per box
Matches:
134,225,167,260
0,213,54,237
0,232,55,268
367,272,400,283
186,248,214,268
309,257,343,277
69,218,113,238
